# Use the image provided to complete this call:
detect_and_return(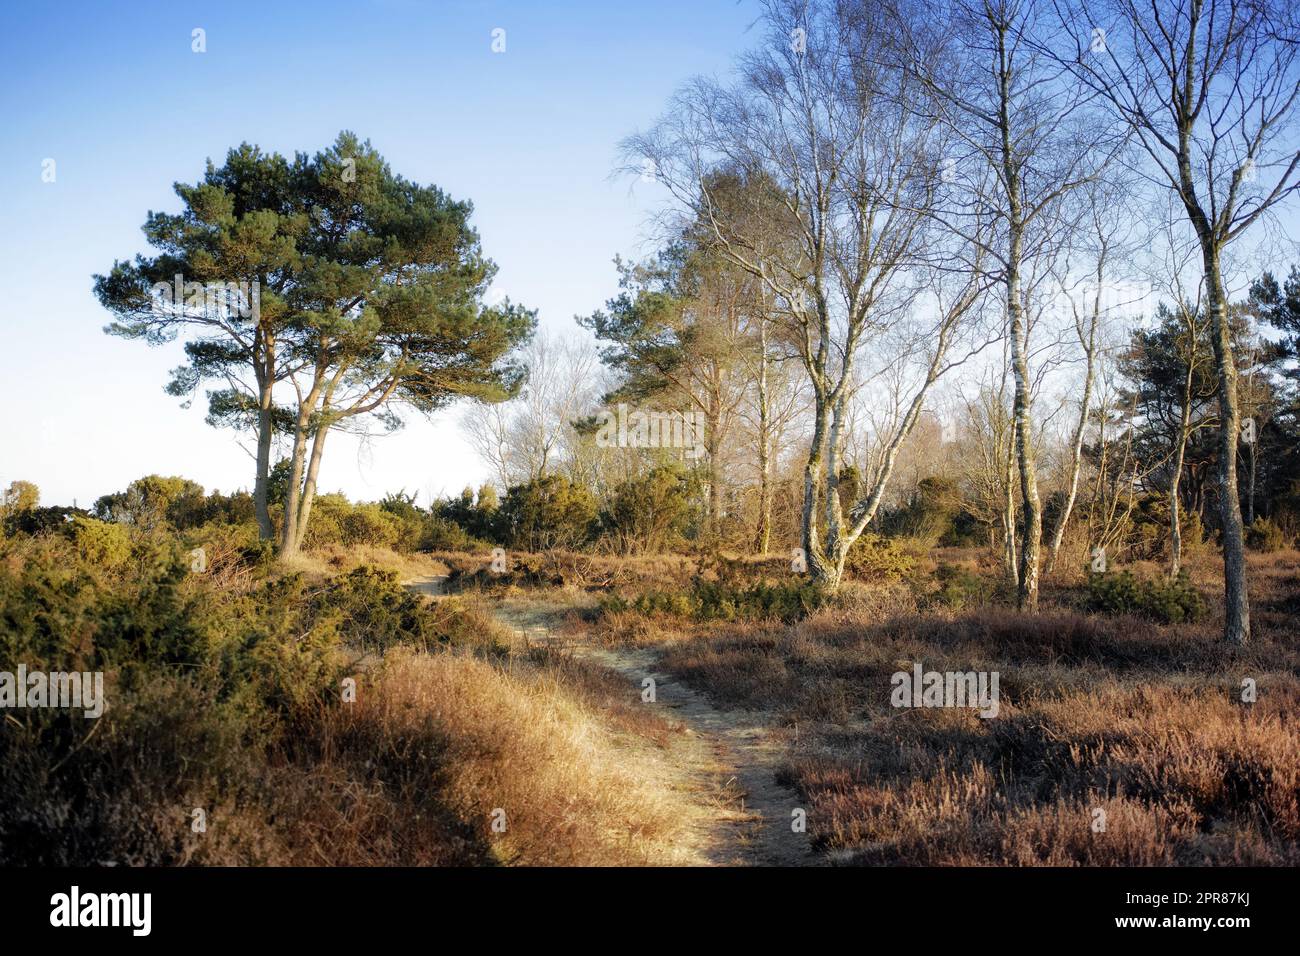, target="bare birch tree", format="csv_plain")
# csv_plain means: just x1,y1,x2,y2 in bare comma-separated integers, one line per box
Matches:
1049,0,1300,641
895,0,1122,609
624,0,989,586
1043,184,1141,573
463,329,602,489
